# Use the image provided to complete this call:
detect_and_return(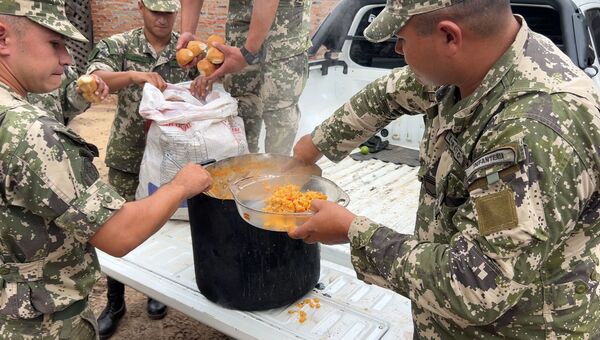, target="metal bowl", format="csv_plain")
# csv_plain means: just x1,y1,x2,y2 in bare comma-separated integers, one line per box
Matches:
203,153,321,200
229,174,350,232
